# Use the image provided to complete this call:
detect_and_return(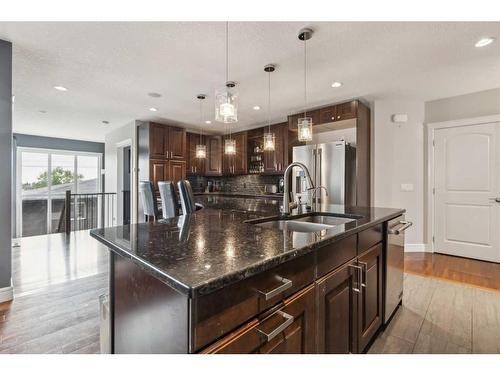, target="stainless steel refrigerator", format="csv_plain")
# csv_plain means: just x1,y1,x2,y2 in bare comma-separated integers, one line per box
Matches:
292,141,356,206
